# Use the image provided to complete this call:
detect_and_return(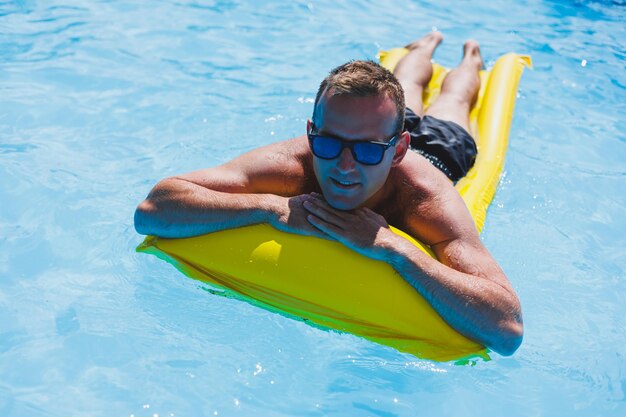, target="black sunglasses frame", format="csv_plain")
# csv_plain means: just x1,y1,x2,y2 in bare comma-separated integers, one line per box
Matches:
307,123,400,166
